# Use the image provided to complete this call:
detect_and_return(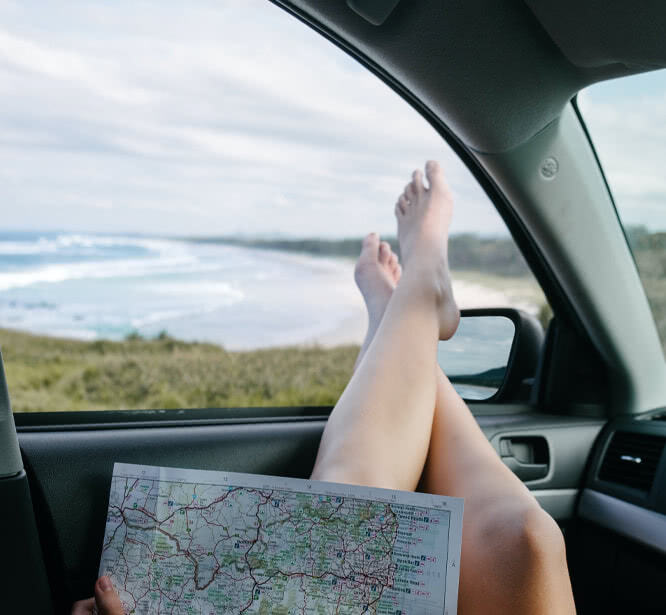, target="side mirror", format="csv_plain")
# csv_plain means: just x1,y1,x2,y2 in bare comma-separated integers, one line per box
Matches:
437,308,544,401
